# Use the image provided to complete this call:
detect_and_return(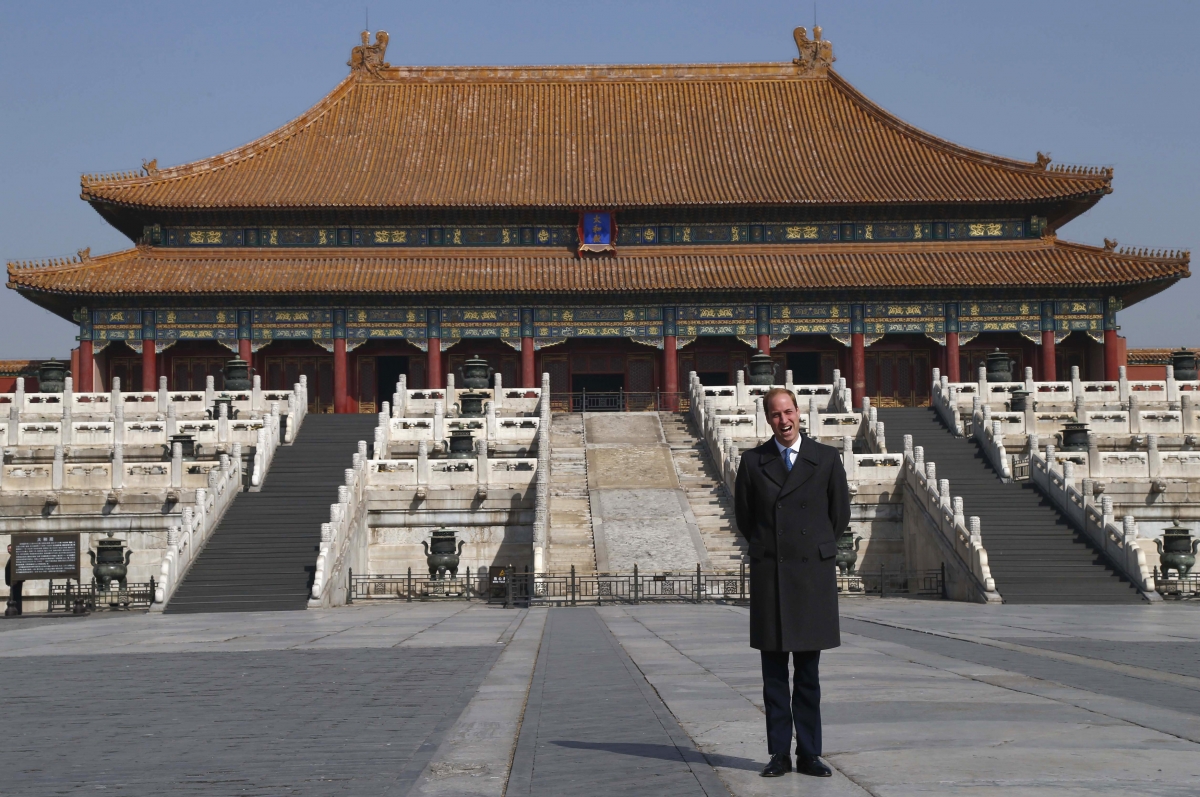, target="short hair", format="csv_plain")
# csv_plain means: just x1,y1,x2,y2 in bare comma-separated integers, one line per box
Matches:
762,387,798,410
